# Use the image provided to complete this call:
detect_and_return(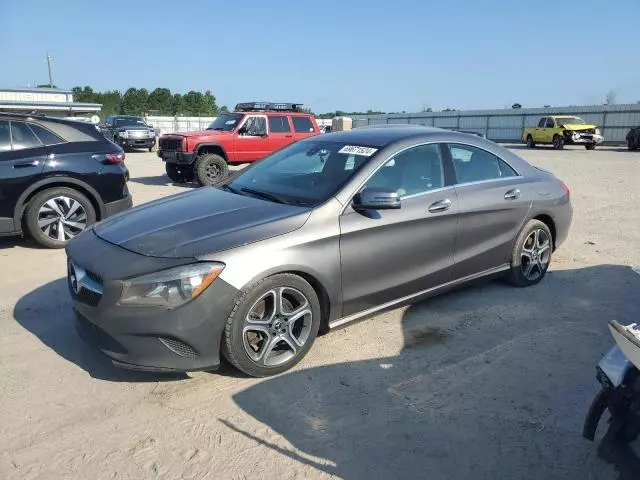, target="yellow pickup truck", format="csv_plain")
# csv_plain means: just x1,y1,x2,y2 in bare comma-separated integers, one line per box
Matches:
523,116,603,150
